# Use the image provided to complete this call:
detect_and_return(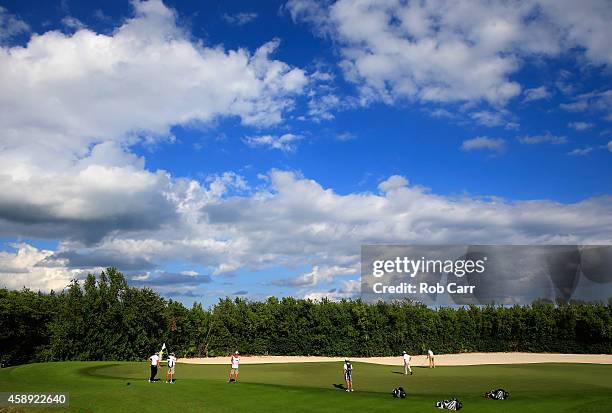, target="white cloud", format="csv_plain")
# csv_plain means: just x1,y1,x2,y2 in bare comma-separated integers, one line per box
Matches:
335,132,356,141
0,0,307,164
518,133,567,145
0,6,29,43
273,265,356,287
243,133,303,152
378,175,408,193
98,169,612,278
61,16,86,30
523,86,551,102
560,90,612,120
608,141,612,152
568,147,594,156
0,243,92,291
537,0,612,66
222,12,258,26
469,110,517,128
461,136,506,152
568,121,594,130
560,101,589,112
0,0,309,242
304,279,361,301
287,0,612,105
2,0,612,295
2,170,612,292
307,93,340,121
